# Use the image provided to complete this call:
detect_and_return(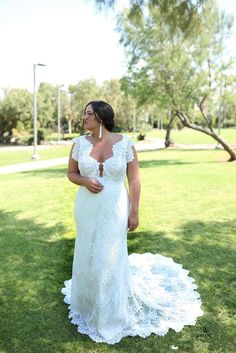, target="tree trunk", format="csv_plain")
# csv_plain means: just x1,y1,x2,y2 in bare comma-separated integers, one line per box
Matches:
165,113,175,147
176,111,236,162
68,120,72,135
